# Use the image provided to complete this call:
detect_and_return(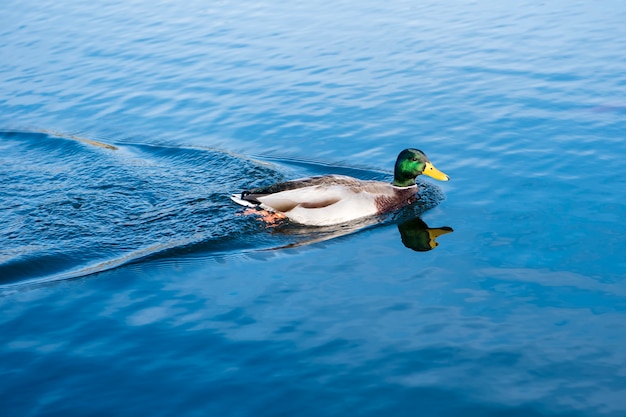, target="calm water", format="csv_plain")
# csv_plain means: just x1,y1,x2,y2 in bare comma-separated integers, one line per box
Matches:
2,1,626,416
